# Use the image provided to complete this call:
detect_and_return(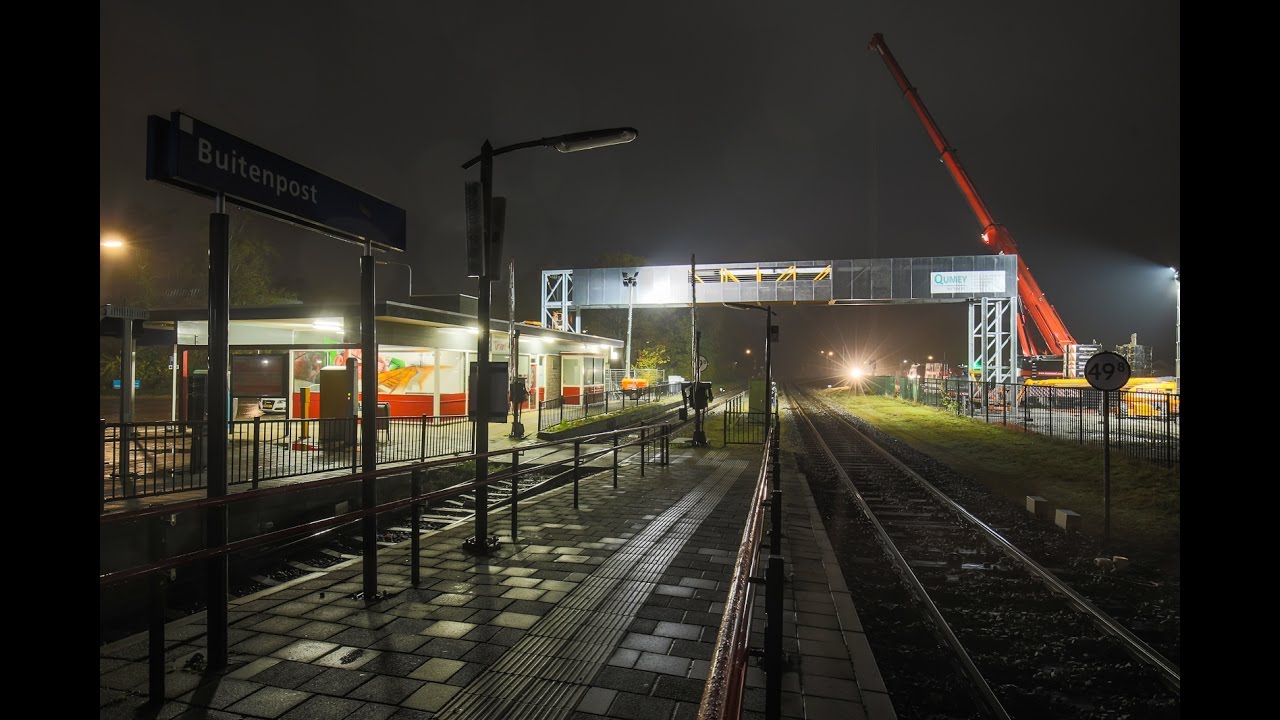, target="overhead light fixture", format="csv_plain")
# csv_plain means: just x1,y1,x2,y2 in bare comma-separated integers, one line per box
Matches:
549,127,638,154
312,322,343,332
